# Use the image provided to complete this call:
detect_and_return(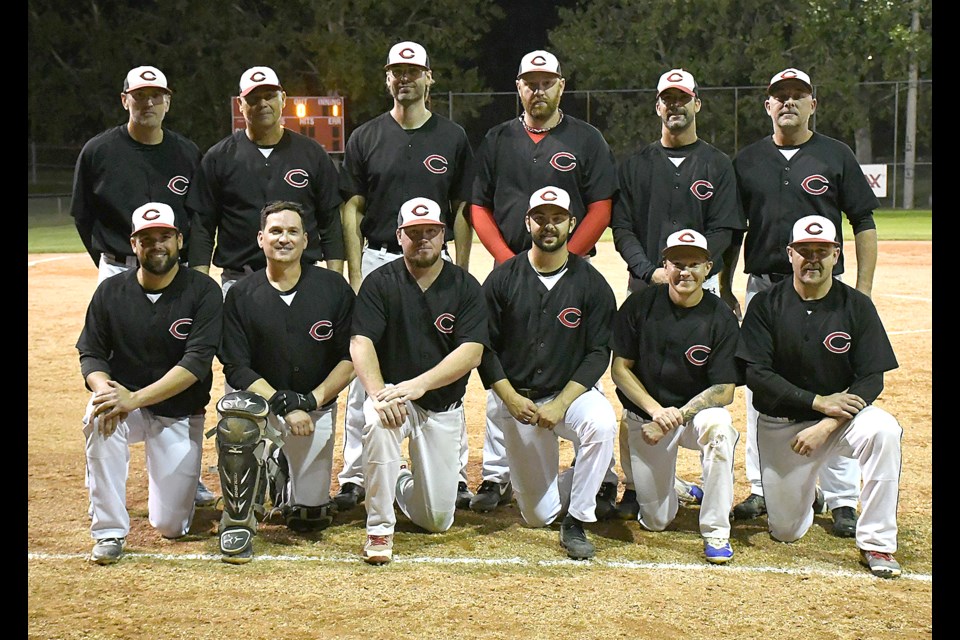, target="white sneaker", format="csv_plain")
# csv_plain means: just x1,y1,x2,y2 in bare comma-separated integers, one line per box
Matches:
363,534,394,565
91,537,126,565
